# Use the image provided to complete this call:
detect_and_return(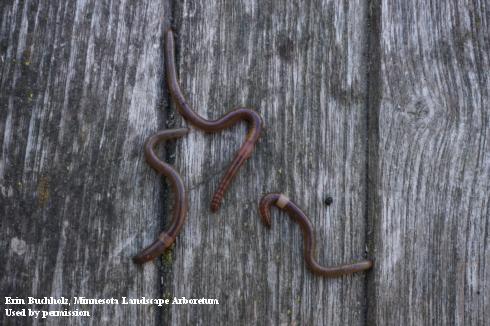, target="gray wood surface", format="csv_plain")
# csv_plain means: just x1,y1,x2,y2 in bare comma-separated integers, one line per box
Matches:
1,0,489,325
0,0,171,324
367,0,490,325
170,0,369,324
